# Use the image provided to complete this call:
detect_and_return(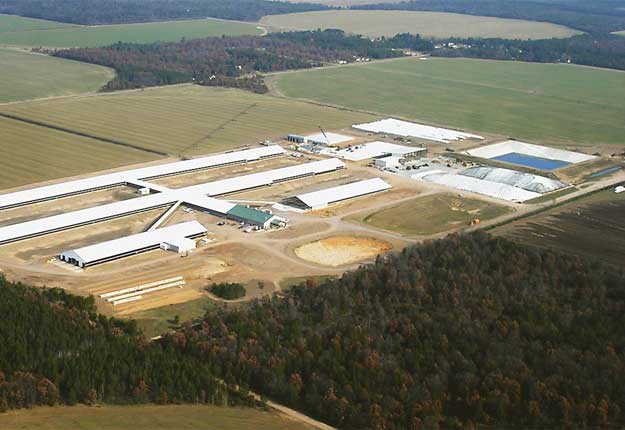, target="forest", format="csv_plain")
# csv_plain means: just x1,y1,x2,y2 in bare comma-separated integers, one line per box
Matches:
1,234,624,427
49,30,409,92
0,278,254,411
433,34,625,71
356,0,625,34
0,0,327,24
169,233,625,429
